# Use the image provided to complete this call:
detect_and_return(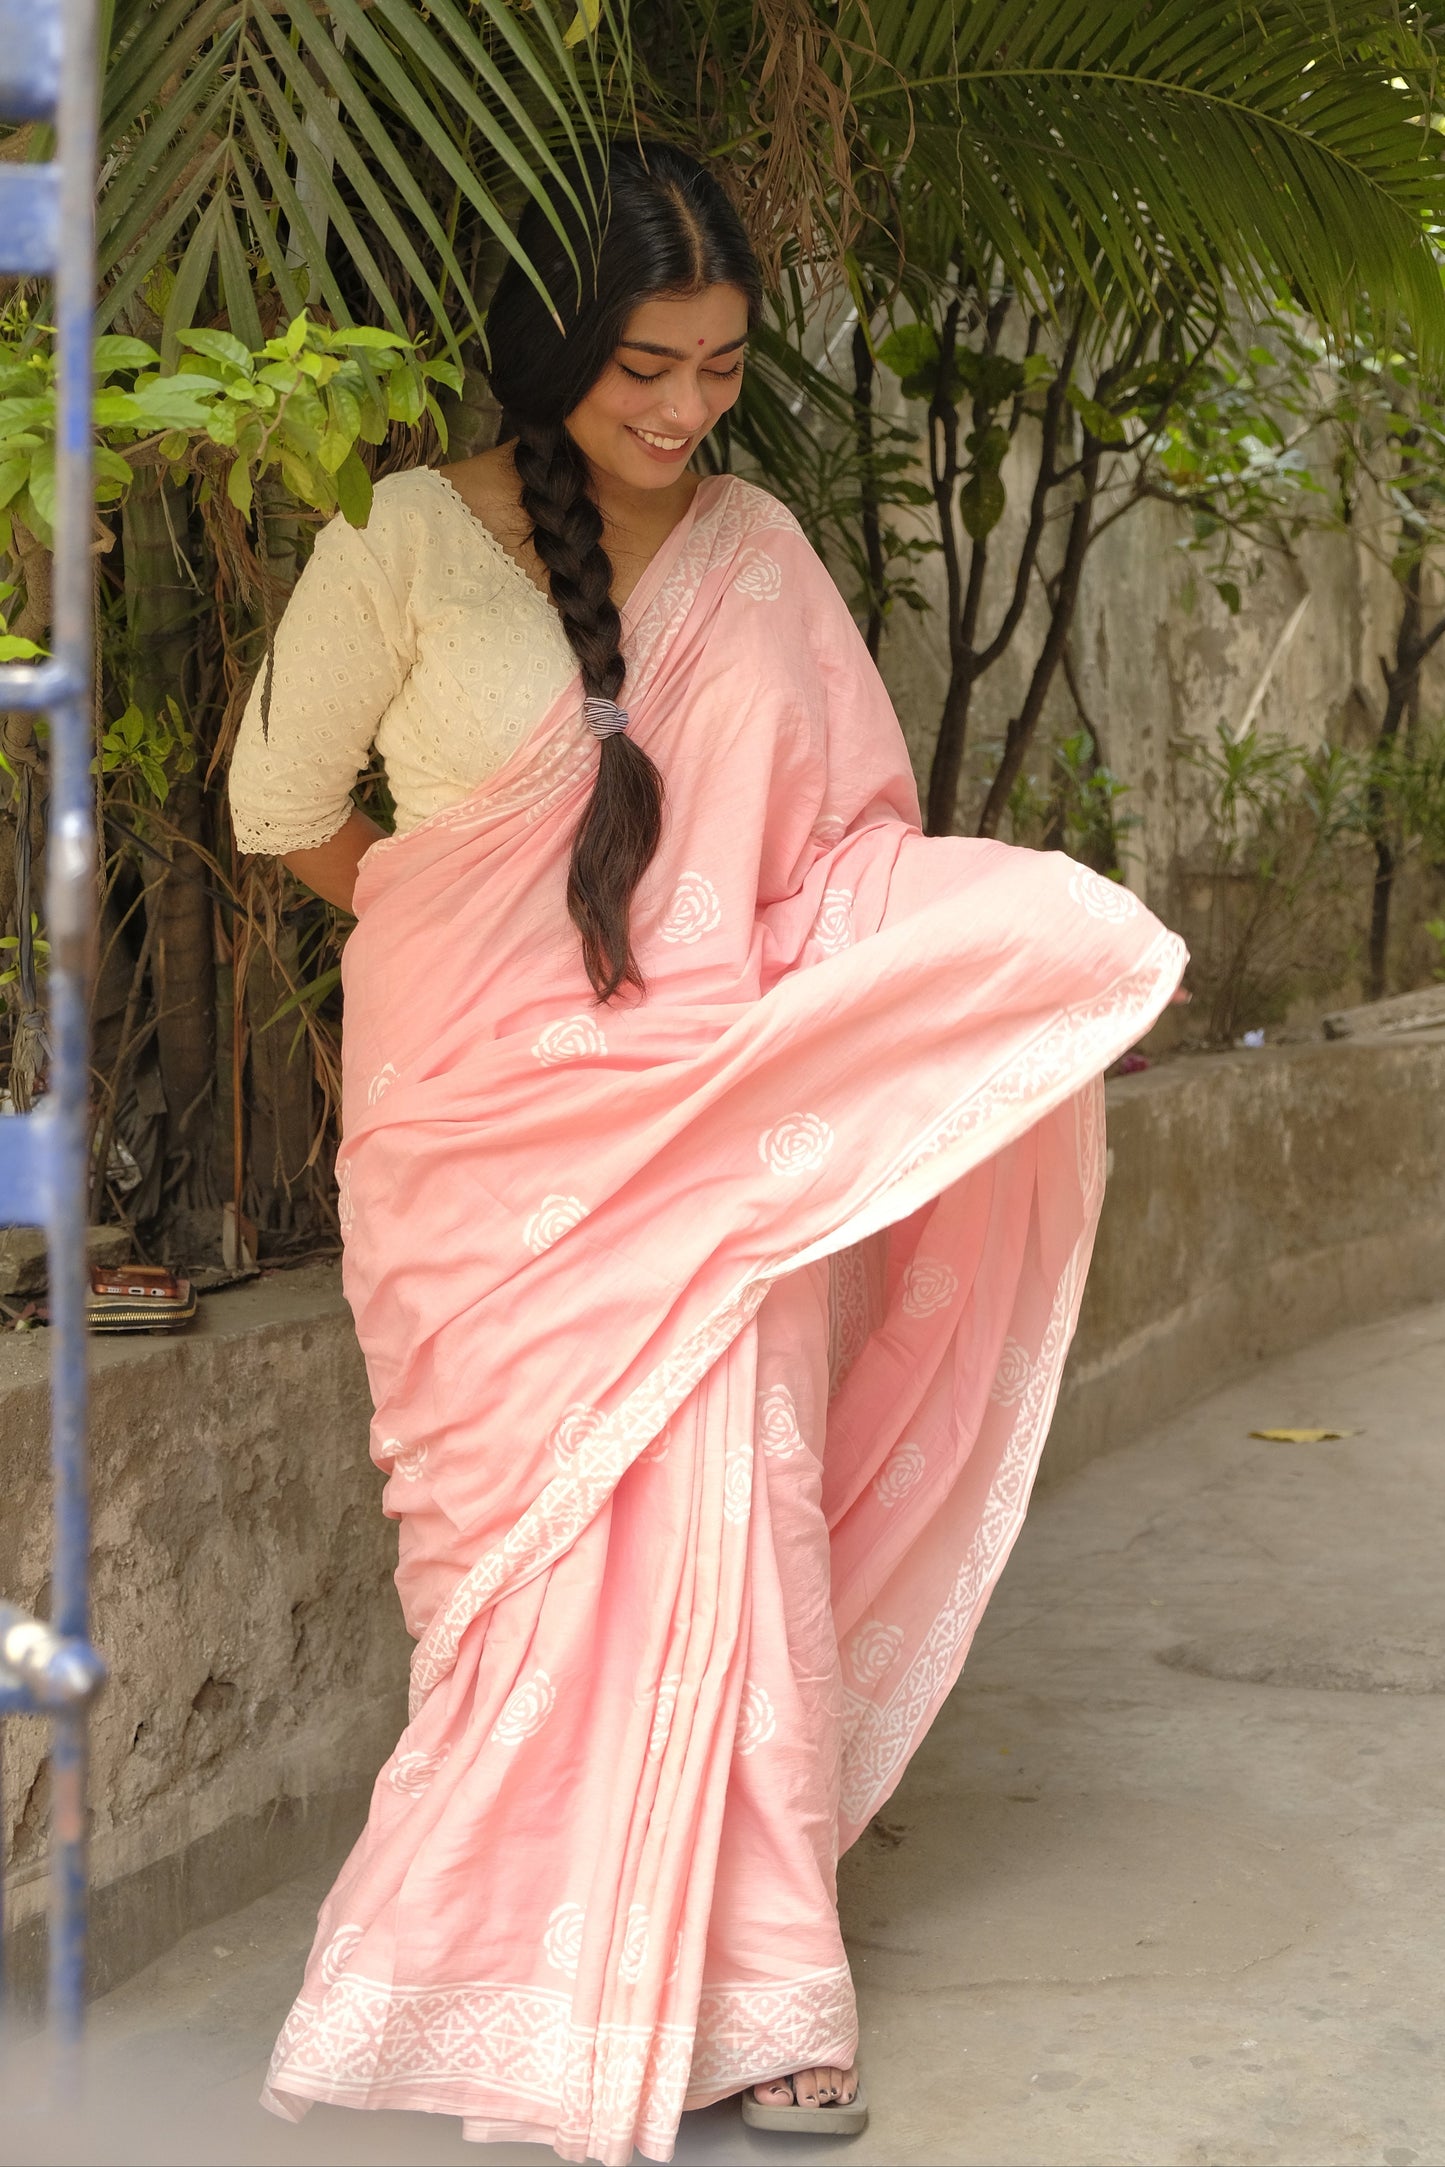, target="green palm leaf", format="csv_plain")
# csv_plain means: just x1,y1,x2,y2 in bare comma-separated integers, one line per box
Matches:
645,0,1445,352
96,0,628,354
